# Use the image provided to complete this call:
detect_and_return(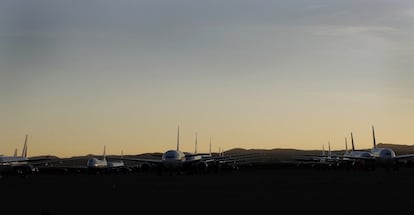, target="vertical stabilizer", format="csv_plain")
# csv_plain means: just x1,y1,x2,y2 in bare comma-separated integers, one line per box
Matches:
322,144,325,156
22,134,28,158
372,125,376,149
328,141,331,158
103,145,106,161
177,125,180,151
351,132,355,151
345,136,348,154
195,132,198,154
209,137,212,156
